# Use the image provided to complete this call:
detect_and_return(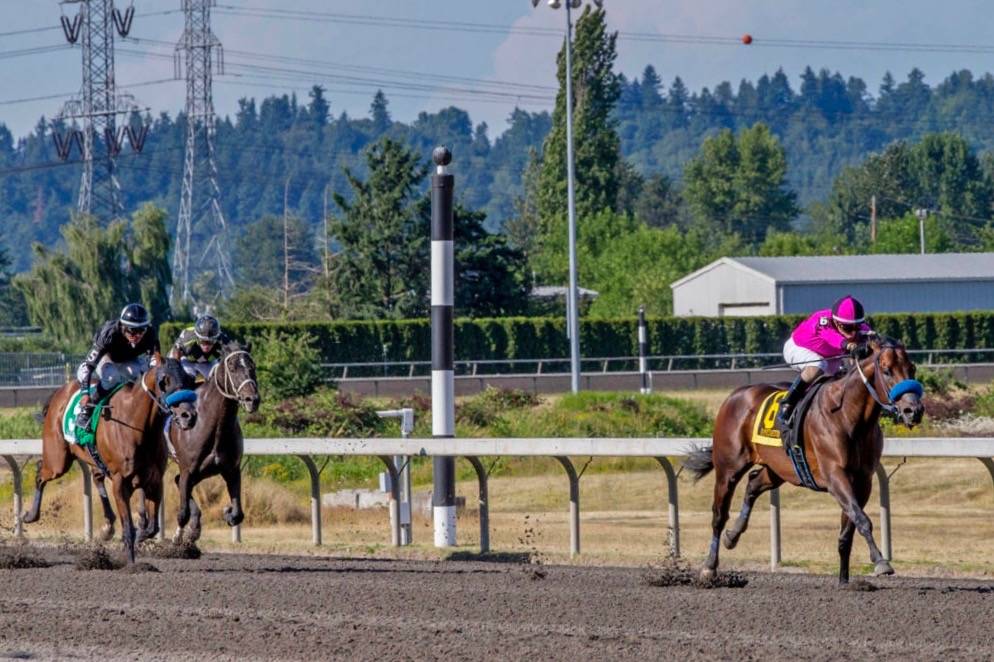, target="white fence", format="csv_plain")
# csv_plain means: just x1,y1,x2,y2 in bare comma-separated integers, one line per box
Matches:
2,436,993,569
